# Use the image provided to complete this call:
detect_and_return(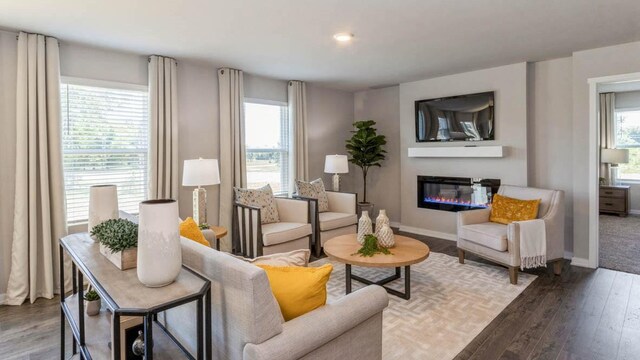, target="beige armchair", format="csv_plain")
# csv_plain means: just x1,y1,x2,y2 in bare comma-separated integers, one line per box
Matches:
456,185,565,284
233,197,312,257
297,191,358,257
